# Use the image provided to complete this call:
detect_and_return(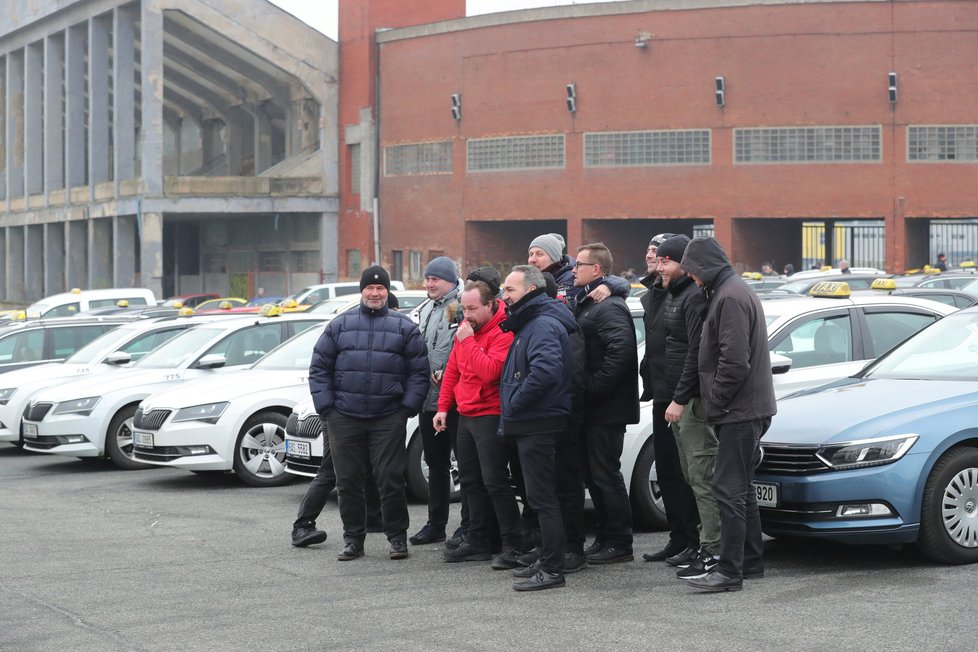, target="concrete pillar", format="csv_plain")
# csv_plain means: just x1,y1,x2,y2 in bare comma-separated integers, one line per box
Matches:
320,211,339,282
201,119,221,168
44,34,65,196
88,15,111,187
88,218,113,289
226,107,254,176
254,104,273,174
114,215,137,287
43,223,66,295
1,57,7,201
65,221,88,288
25,225,44,300
113,6,136,187
140,1,165,196
6,227,25,302
24,42,43,197
65,24,86,189
139,212,164,297
0,230,6,298
5,50,25,202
